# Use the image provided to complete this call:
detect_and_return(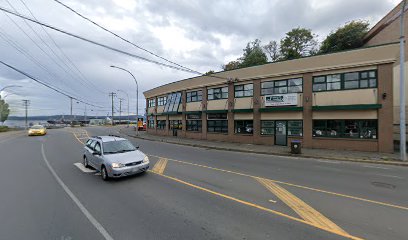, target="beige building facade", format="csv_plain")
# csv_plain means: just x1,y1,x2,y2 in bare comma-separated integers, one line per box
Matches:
144,3,408,153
